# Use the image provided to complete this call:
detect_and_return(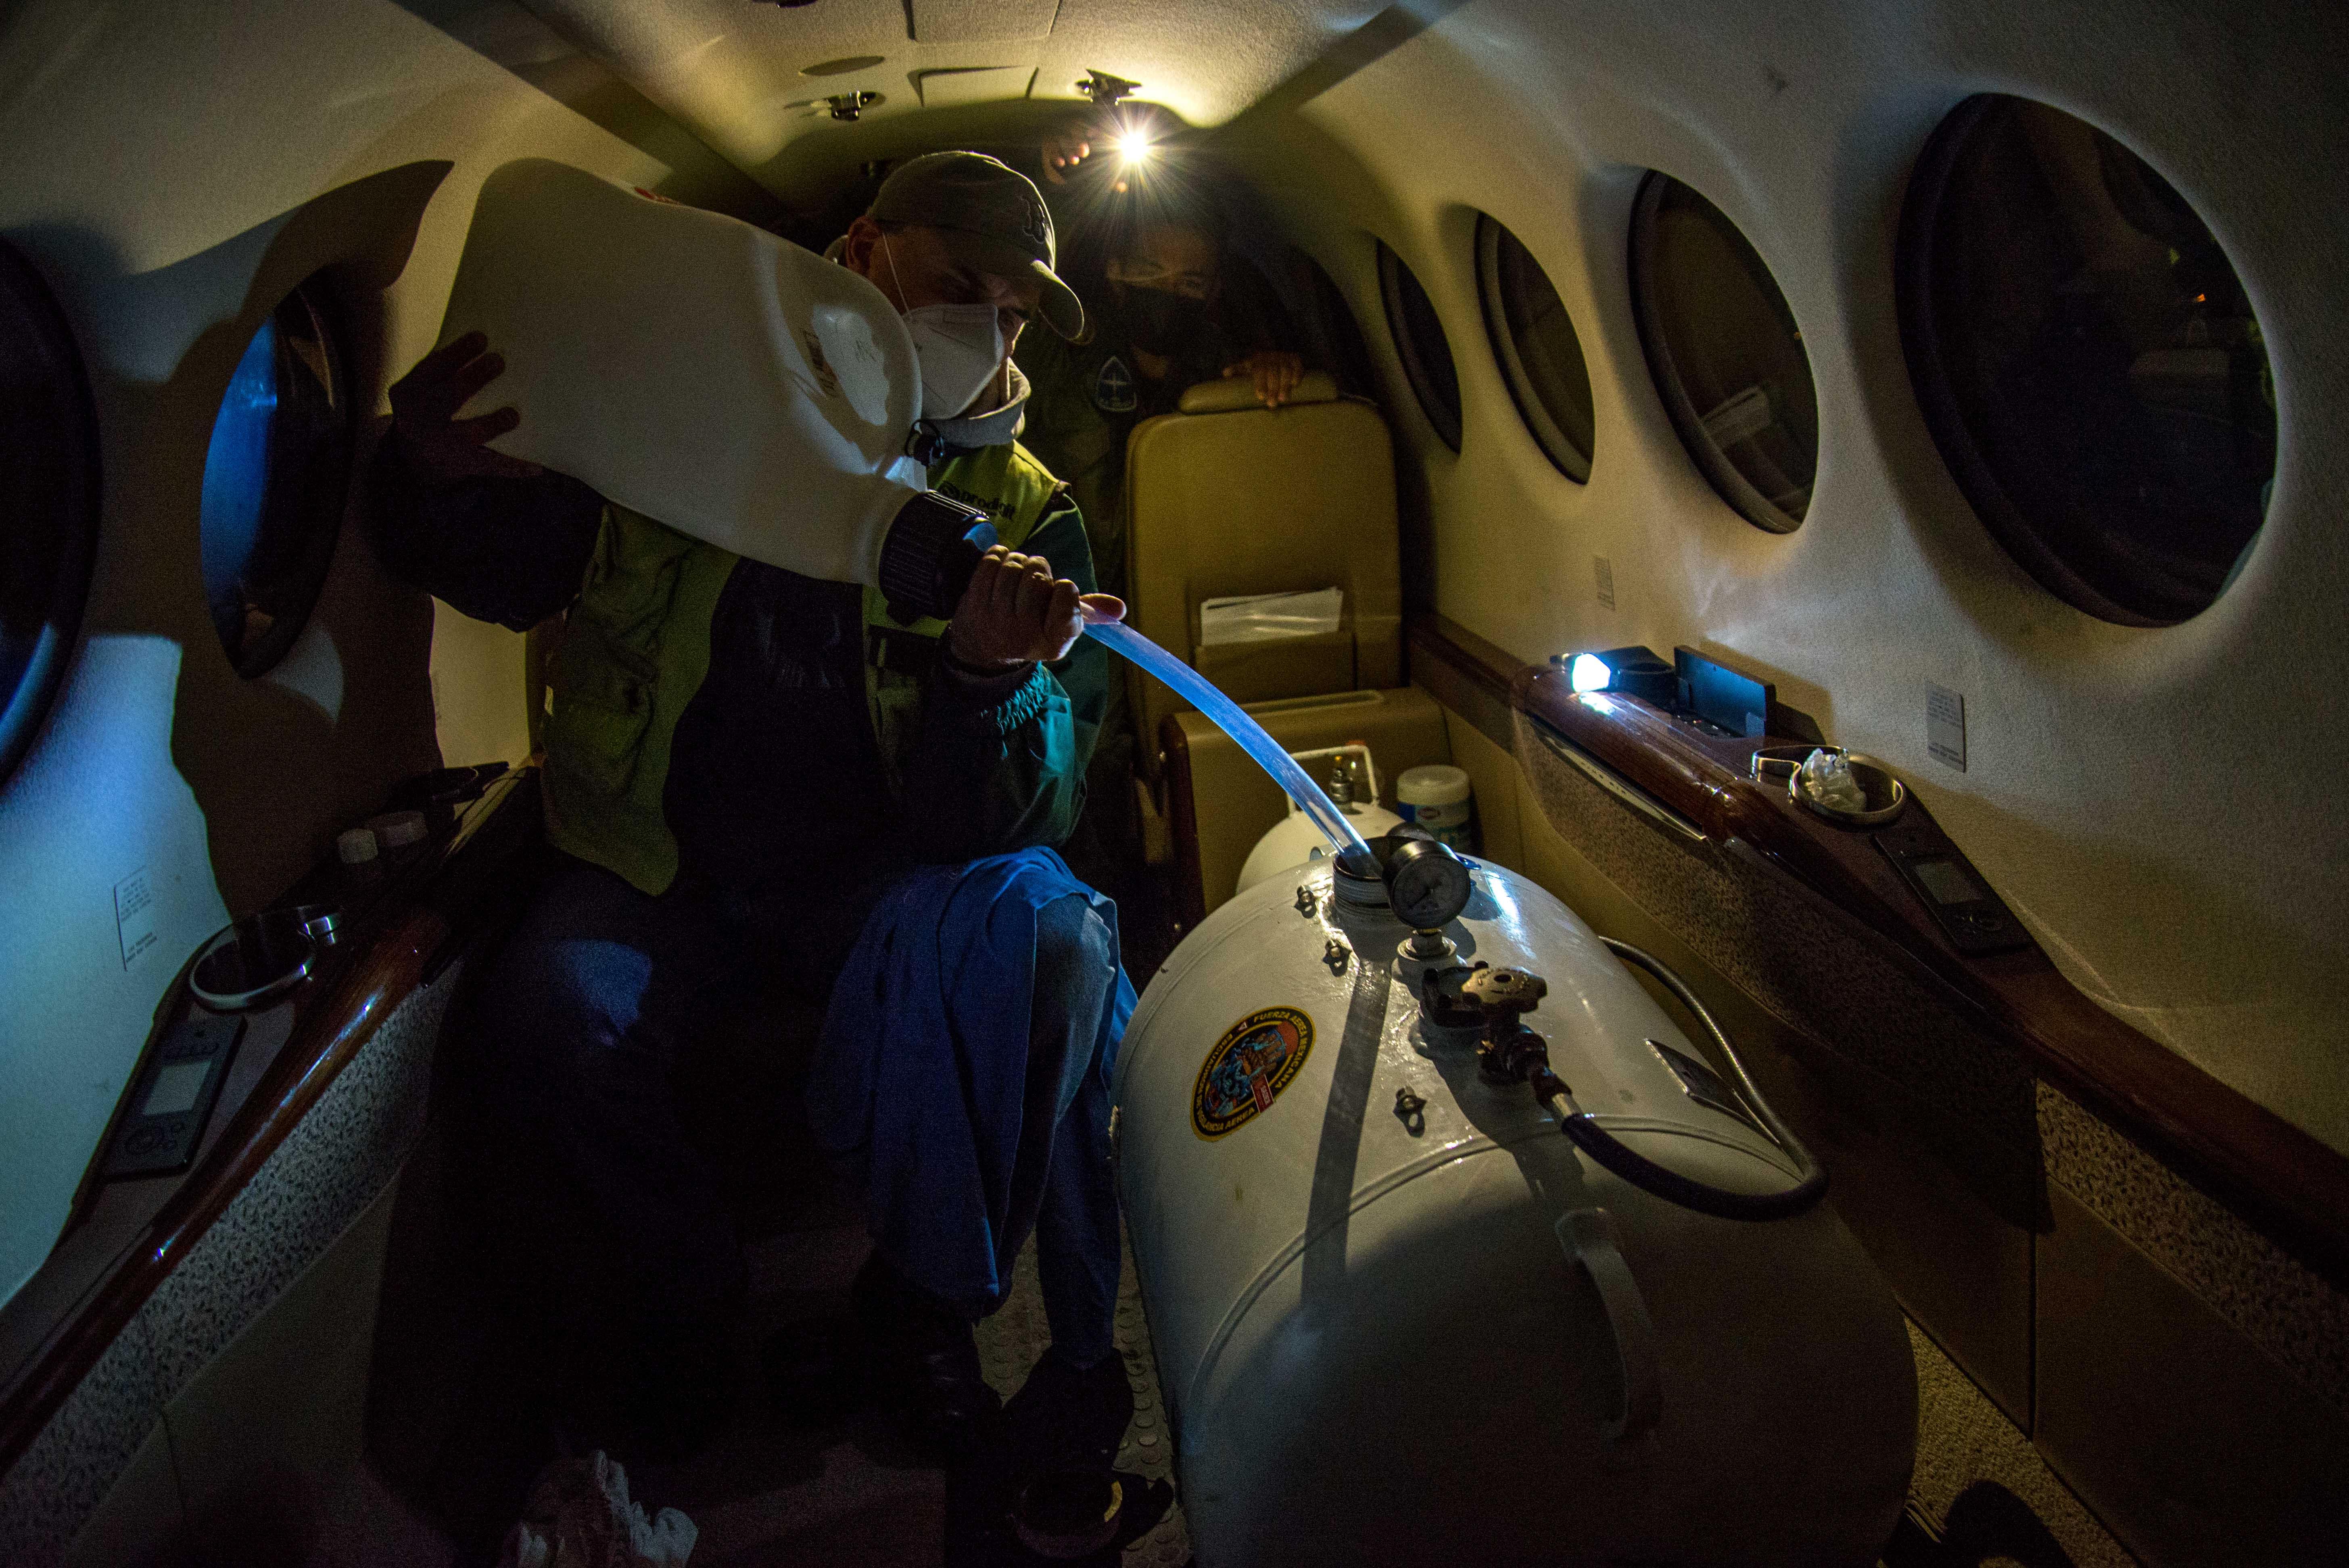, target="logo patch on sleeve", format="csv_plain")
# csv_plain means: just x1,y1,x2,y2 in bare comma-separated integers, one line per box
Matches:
1192,1007,1314,1140
1092,355,1138,413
